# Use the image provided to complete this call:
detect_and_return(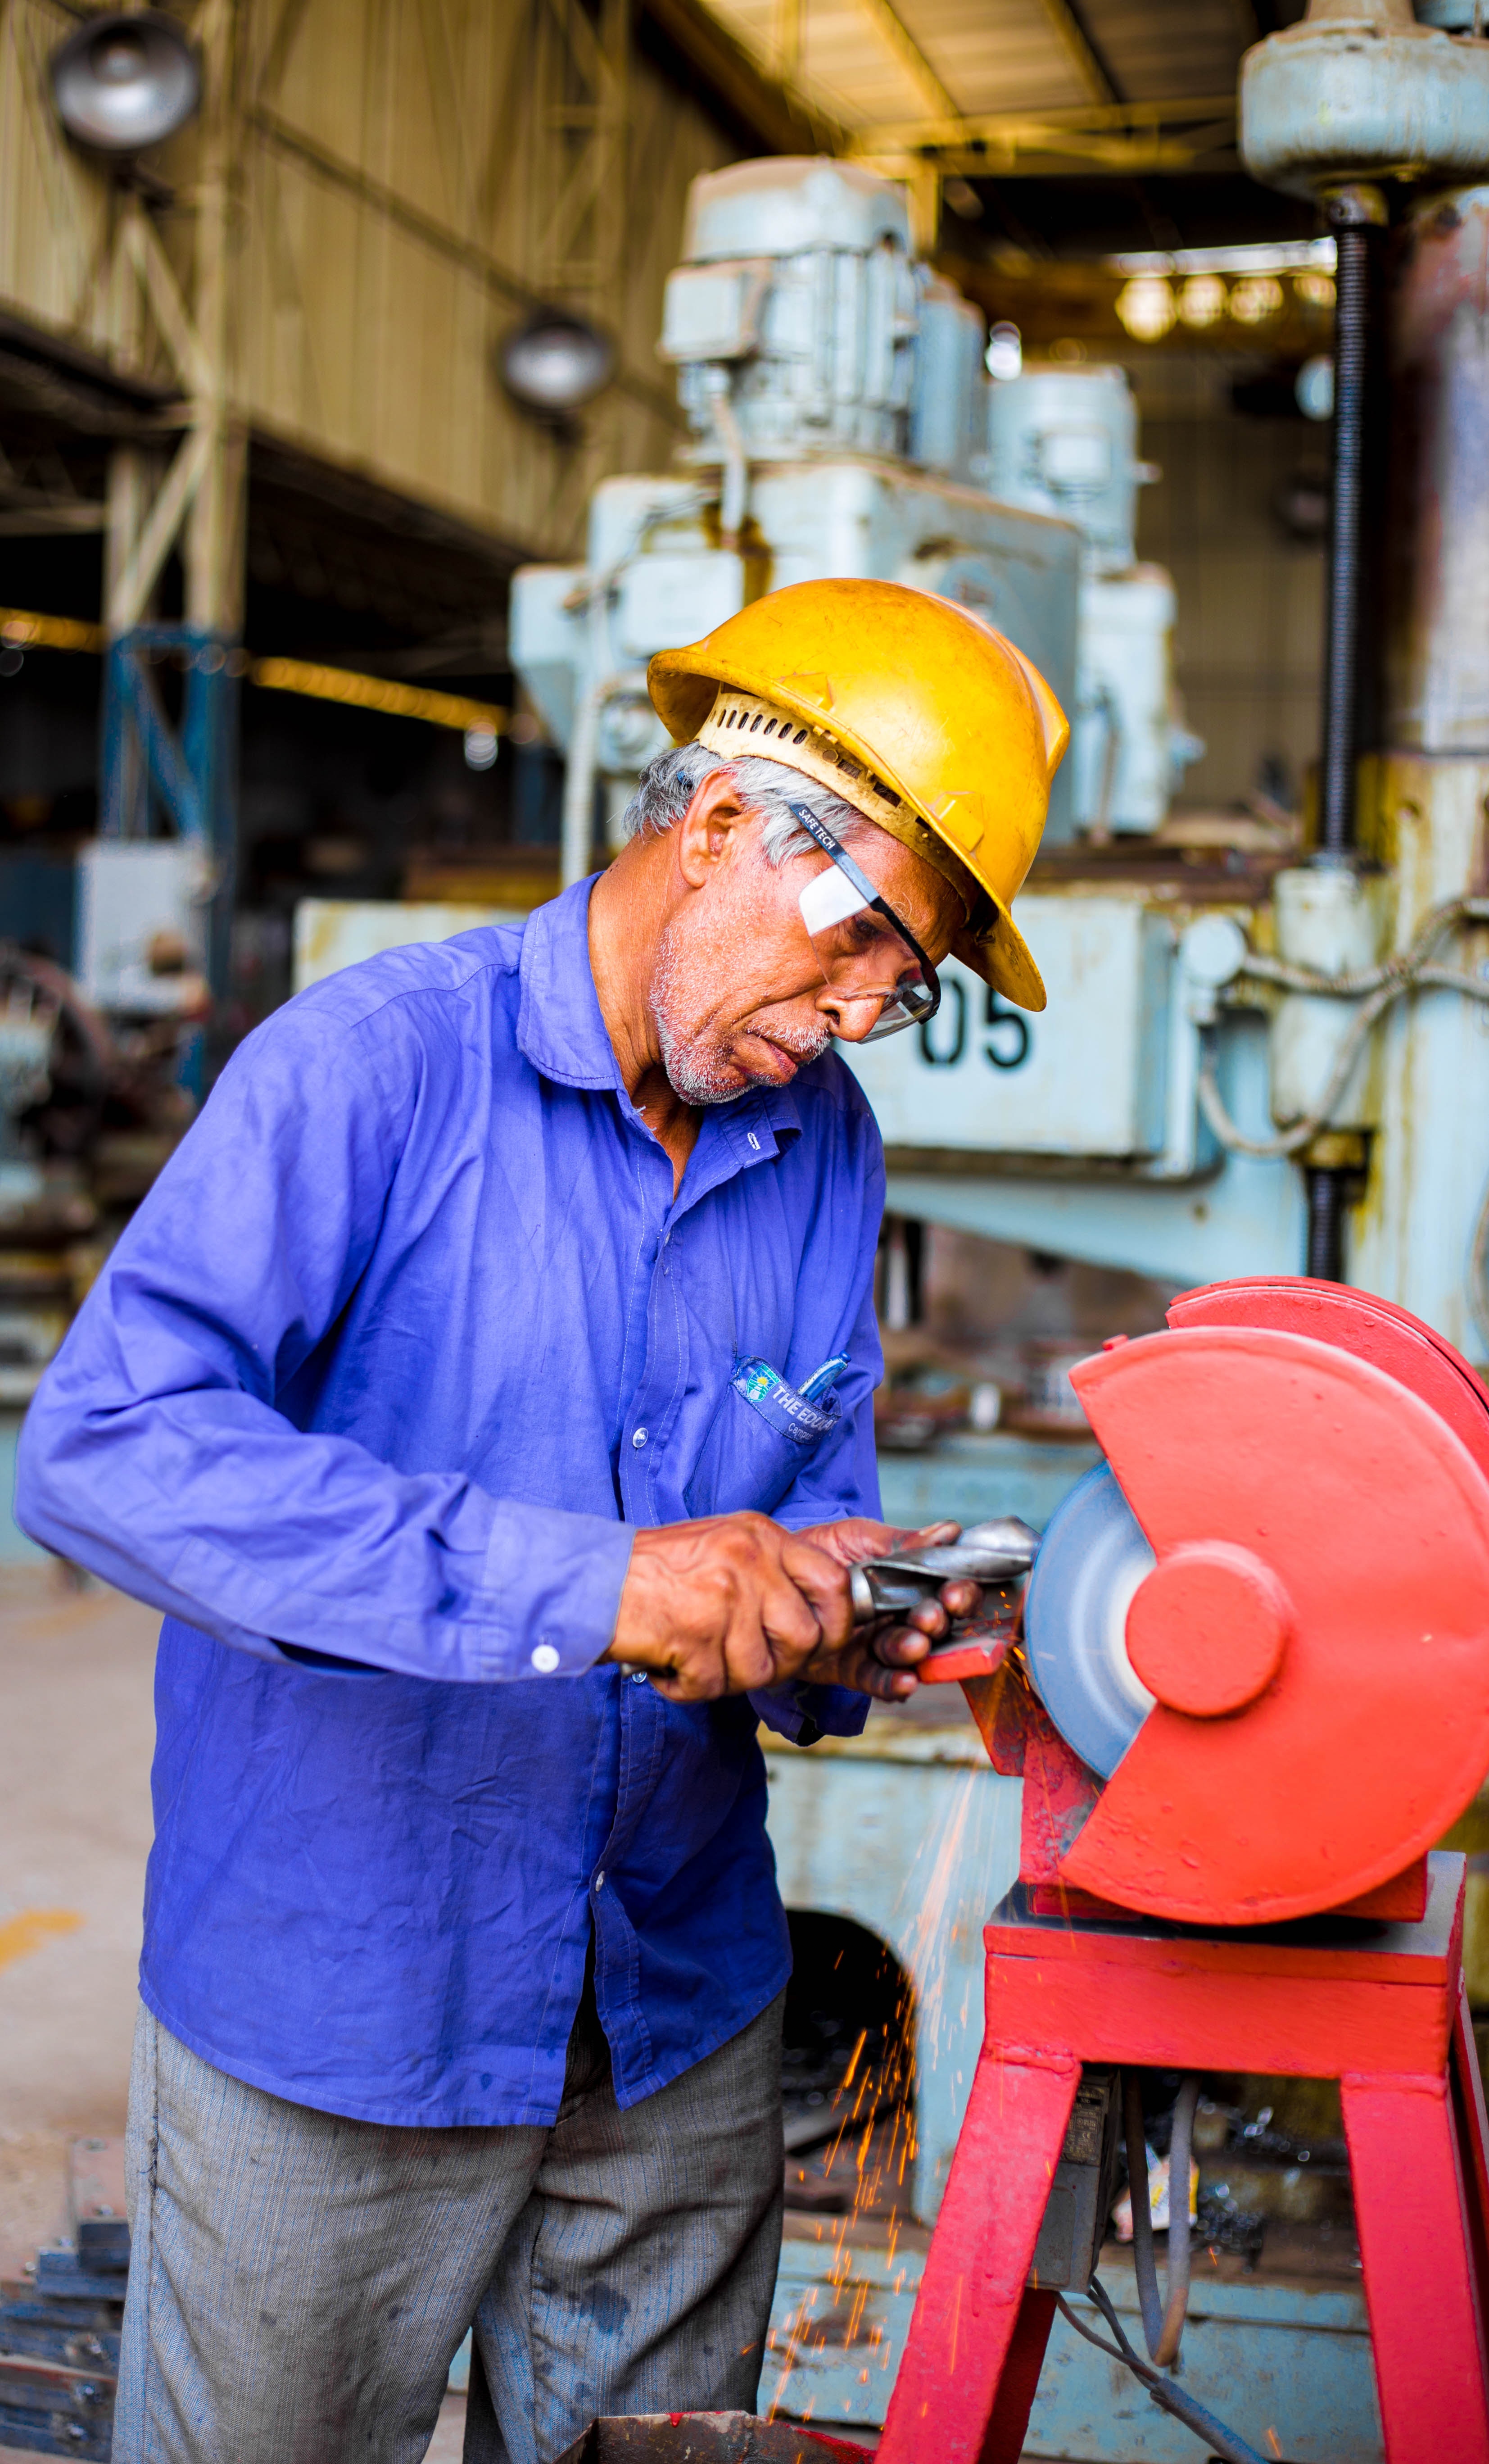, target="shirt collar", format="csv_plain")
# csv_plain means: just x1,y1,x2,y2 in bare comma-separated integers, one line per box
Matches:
516,875,806,1157
516,878,620,1092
